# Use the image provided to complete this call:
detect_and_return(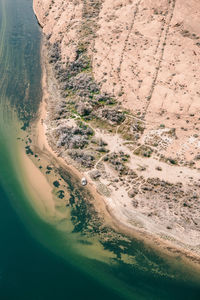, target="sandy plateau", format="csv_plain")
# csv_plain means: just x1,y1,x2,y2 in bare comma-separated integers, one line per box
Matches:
33,0,200,260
